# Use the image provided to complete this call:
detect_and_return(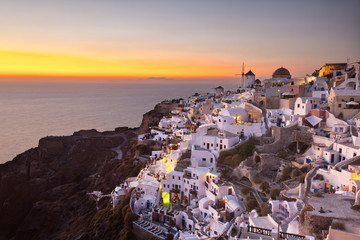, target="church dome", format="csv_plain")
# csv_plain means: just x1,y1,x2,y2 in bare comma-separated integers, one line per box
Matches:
272,67,291,79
